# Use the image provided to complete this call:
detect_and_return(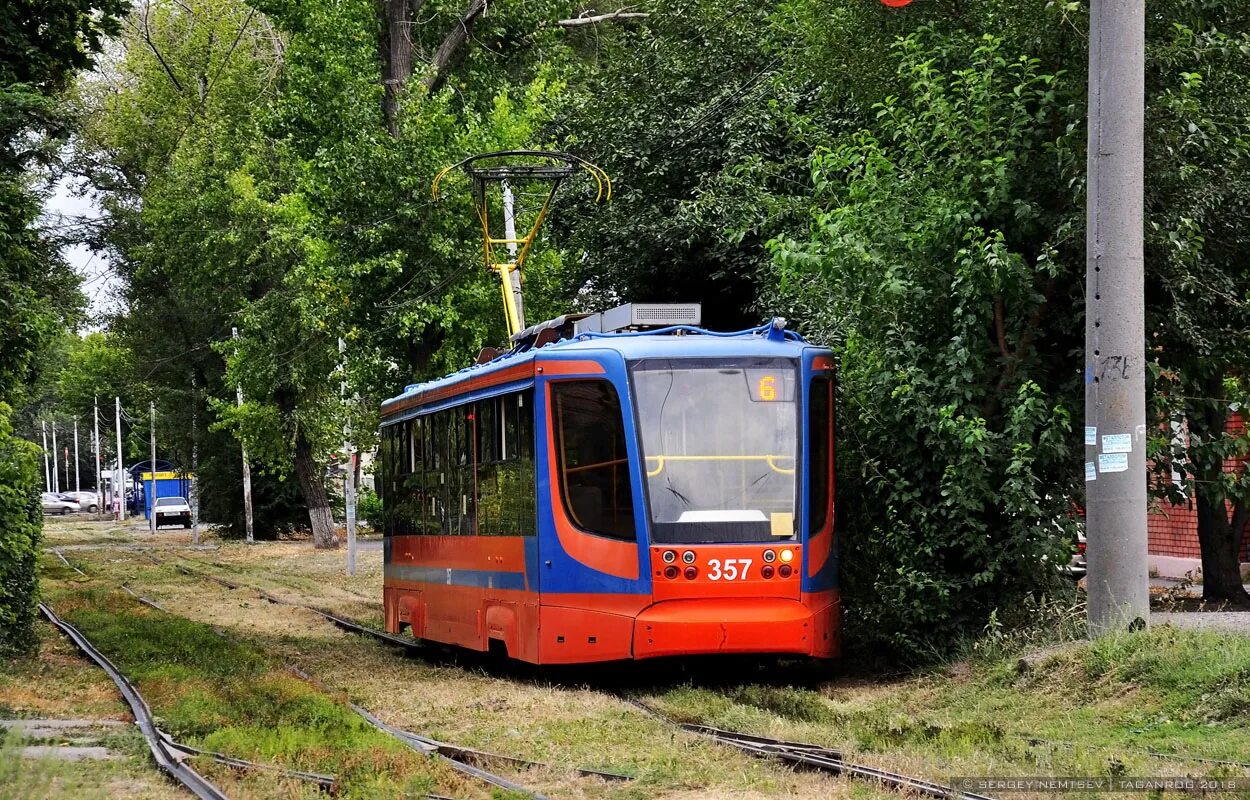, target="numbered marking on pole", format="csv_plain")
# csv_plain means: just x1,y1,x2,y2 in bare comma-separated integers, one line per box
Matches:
1097,354,1132,380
